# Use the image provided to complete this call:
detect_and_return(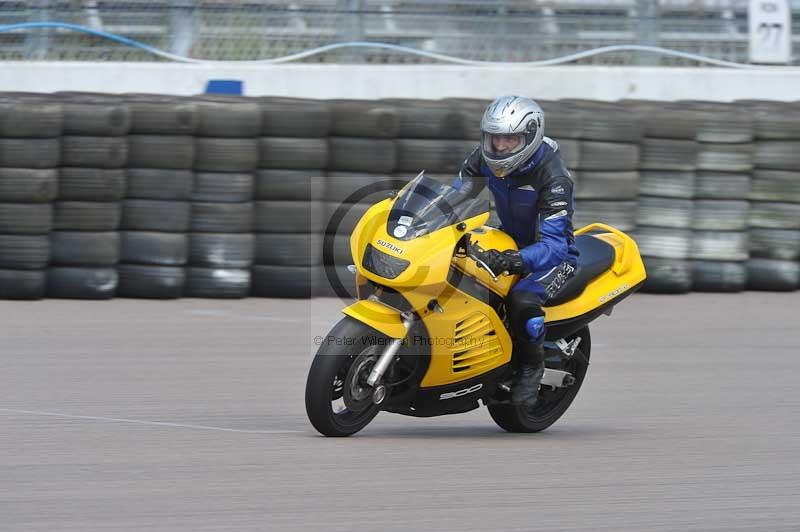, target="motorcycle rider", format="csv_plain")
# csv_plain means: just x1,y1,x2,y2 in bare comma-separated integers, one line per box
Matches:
454,95,579,407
